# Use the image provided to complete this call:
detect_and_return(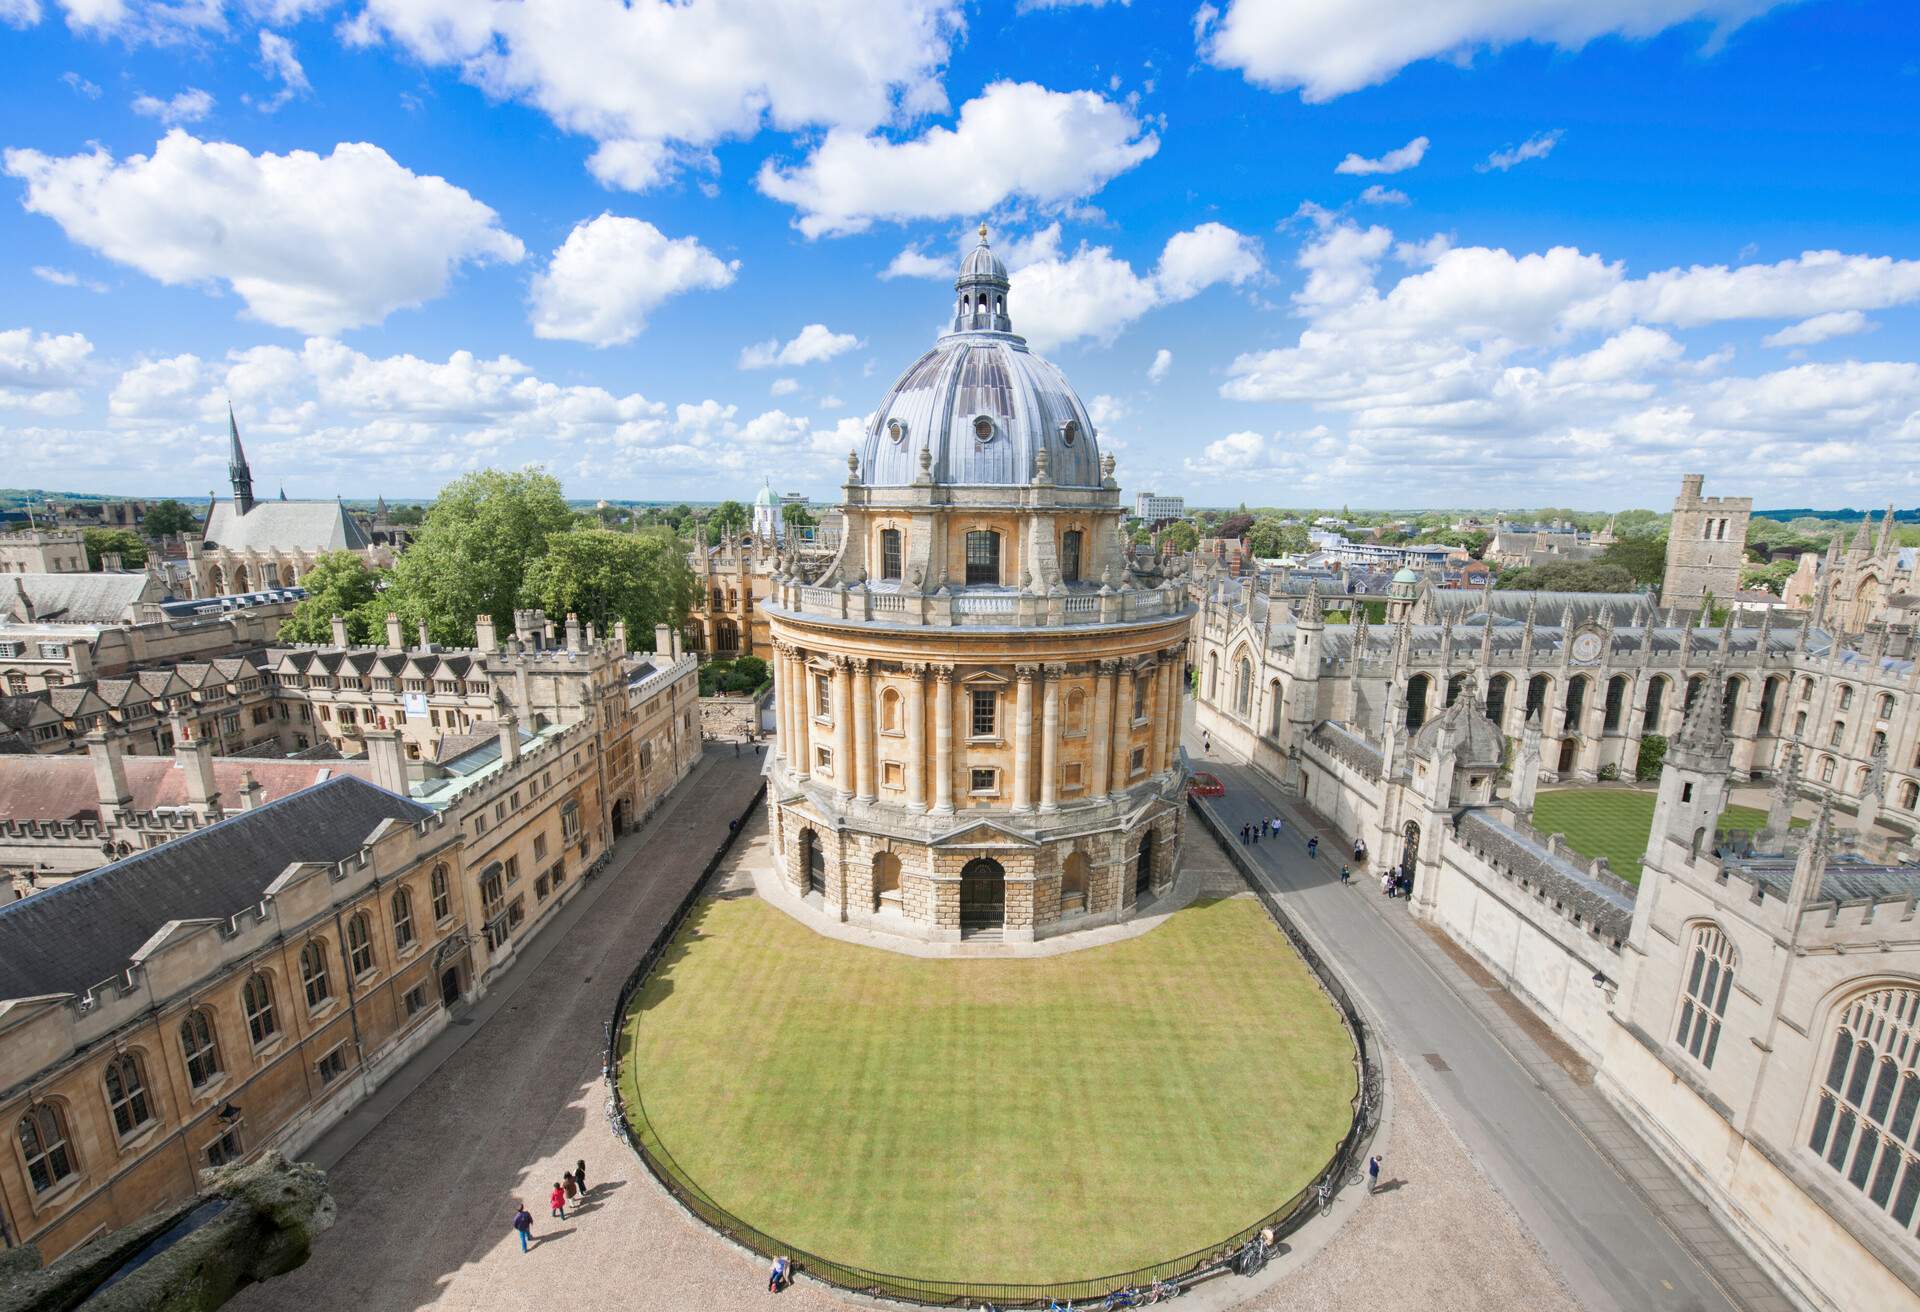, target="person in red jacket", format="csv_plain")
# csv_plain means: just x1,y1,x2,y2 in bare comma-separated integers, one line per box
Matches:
549,1181,567,1220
